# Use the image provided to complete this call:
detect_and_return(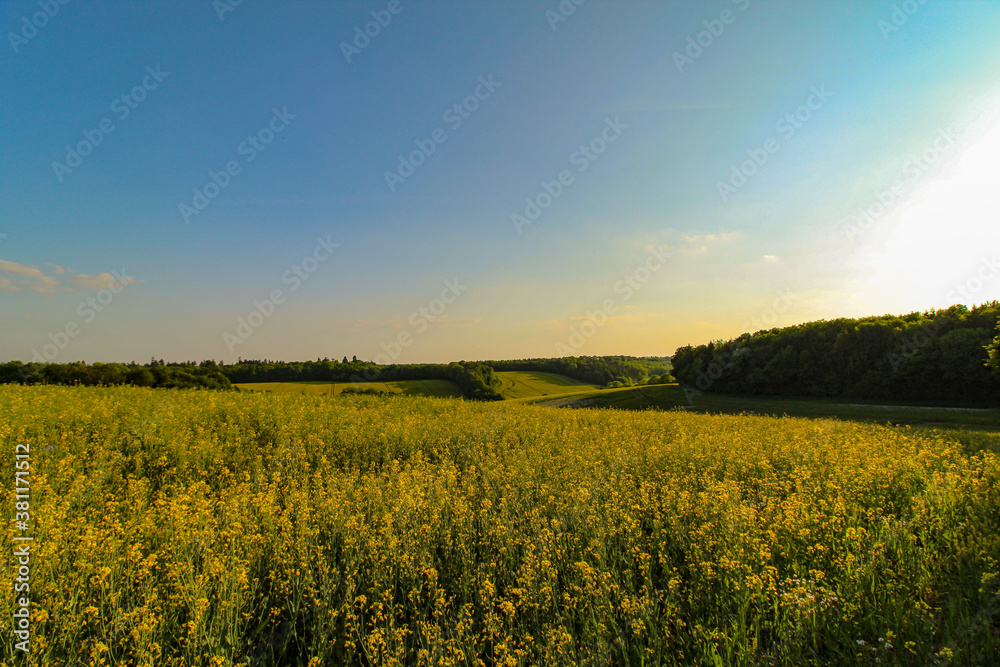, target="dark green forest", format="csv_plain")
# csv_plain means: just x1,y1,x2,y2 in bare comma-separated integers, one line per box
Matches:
673,303,1000,405
0,359,232,390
